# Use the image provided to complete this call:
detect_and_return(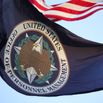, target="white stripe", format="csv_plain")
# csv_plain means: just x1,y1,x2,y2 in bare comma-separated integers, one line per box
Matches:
32,4,45,12
31,0,95,12
35,0,52,9
58,3,88,11
43,6,103,18
32,3,57,21
83,0,96,3
44,10,81,18
49,18,57,20
33,2,93,12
